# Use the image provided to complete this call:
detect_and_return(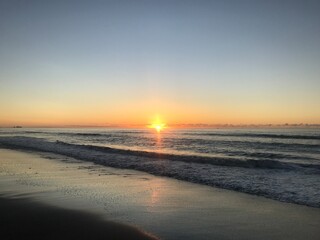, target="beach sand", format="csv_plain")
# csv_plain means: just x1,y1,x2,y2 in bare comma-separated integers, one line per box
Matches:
0,148,320,240
0,196,158,240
